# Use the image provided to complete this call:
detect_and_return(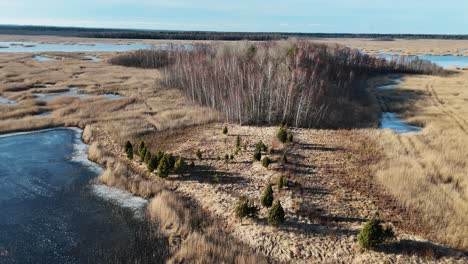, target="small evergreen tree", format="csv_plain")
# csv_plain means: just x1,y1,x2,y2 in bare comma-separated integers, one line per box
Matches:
236,135,241,148
268,201,285,227
357,219,395,250
224,154,229,163
287,132,294,143
163,153,175,169
148,155,159,172
174,158,187,175
154,150,164,165
138,141,145,156
196,149,203,160
126,148,133,160
253,149,261,161
235,196,259,220
222,126,228,135
262,156,271,168
144,150,152,165
255,141,267,152
277,175,287,191
140,147,147,162
125,141,133,160
157,155,171,178
260,184,274,207
276,126,288,143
